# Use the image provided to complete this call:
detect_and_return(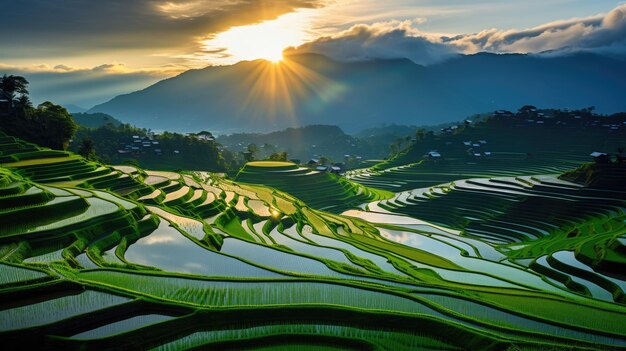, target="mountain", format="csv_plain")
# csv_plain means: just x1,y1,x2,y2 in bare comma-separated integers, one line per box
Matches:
89,52,626,133
217,124,392,161
63,104,87,113
71,112,122,128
